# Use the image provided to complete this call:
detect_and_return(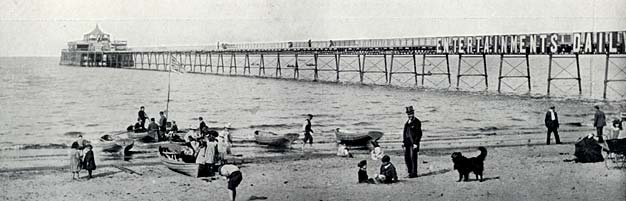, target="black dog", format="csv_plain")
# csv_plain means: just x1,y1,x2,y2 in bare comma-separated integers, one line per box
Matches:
451,147,487,182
